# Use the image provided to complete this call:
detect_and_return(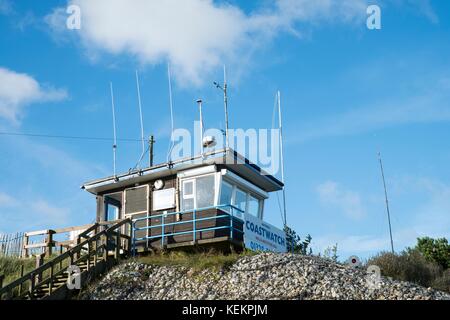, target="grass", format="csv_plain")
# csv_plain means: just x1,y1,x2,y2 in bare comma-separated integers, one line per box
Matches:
137,249,256,272
0,255,36,287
